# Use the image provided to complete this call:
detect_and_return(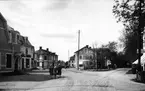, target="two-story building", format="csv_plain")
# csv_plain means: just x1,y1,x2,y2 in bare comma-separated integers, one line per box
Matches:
35,47,58,69
0,13,14,72
19,36,35,70
74,45,94,69
0,12,35,72
69,55,75,68
0,13,23,72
